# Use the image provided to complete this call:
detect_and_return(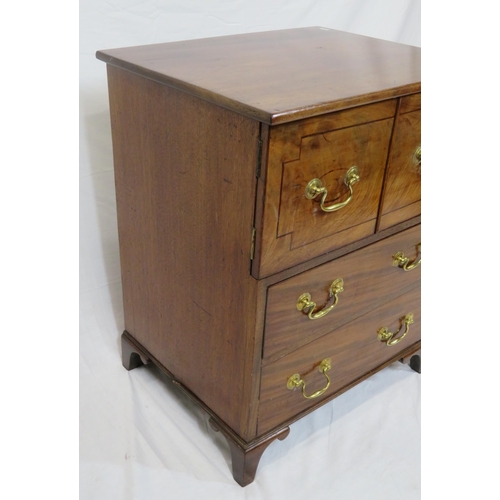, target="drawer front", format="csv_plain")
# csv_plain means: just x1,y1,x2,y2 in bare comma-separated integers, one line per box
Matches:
254,100,397,278
264,224,421,364
379,95,421,230
258,285,420,435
